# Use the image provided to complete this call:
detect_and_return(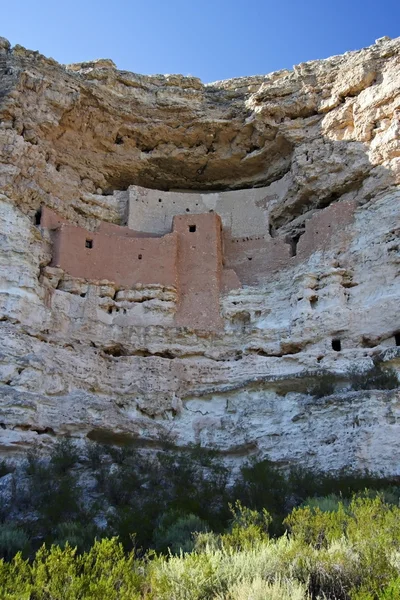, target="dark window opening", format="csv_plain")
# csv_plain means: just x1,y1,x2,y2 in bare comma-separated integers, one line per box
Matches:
80,293,86,298
395,333,400,347
189,225,196,233
158,198,162,202
34,208,42,226
287,227,305,257
115,134,123,145
138,254,142,260
248,257,253,261
186,208,190,212
85,239,93,249
332,339,341,352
